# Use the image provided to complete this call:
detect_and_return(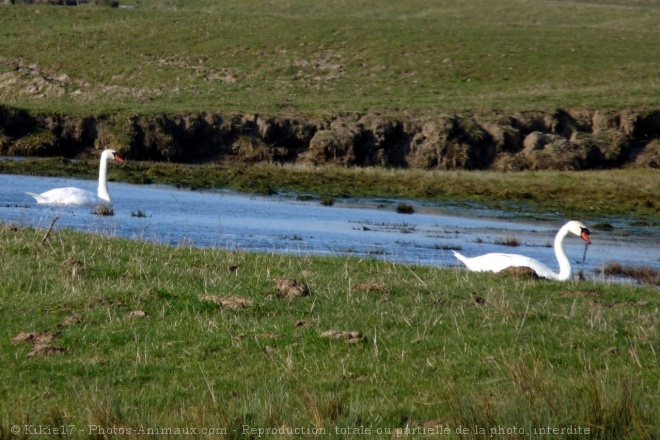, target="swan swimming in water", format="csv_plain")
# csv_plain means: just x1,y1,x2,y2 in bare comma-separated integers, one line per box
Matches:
452,220,591,281
26,149,125,206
